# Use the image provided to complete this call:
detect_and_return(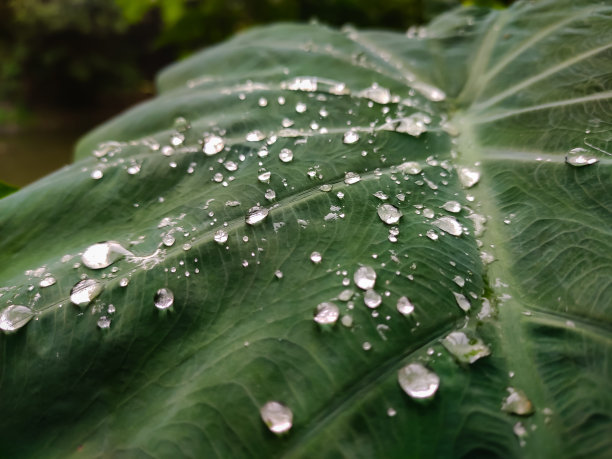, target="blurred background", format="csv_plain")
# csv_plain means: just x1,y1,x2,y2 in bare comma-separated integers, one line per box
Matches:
0,0,512,187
